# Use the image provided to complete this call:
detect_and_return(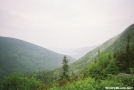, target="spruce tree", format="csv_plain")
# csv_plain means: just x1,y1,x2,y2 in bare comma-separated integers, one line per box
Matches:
126,35,131,70
62,56,69,79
